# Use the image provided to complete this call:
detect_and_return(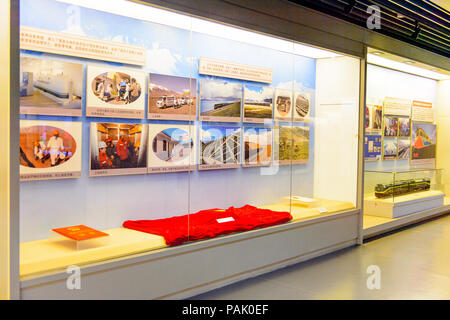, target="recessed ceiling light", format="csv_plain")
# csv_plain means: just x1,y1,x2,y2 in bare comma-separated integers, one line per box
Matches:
404,61,415,64
371,51,384,55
